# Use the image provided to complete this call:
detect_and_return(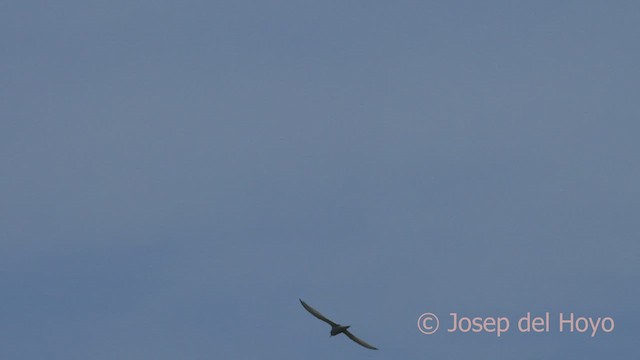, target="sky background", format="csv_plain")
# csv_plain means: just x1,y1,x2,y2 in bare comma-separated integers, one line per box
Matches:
1,1,639,359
